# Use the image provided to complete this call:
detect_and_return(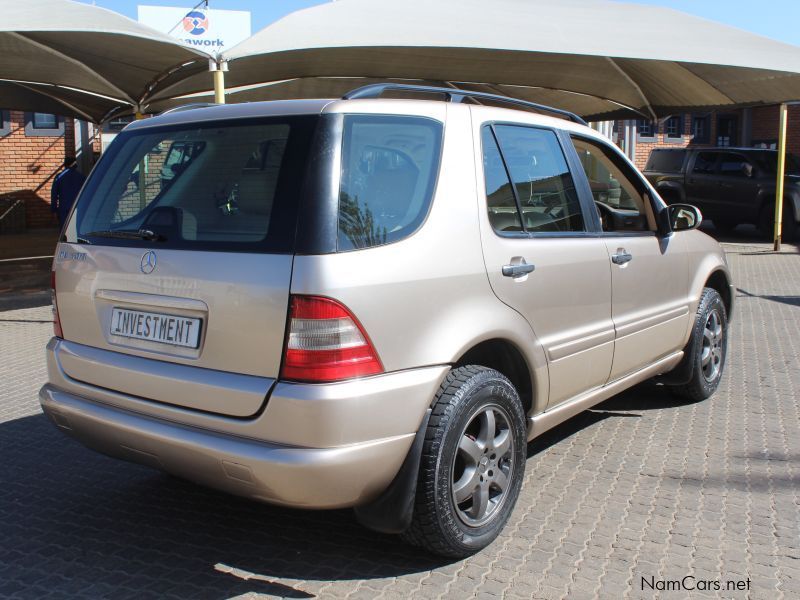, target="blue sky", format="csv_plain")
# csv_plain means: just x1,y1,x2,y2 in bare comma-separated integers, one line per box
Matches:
78,0,800,46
